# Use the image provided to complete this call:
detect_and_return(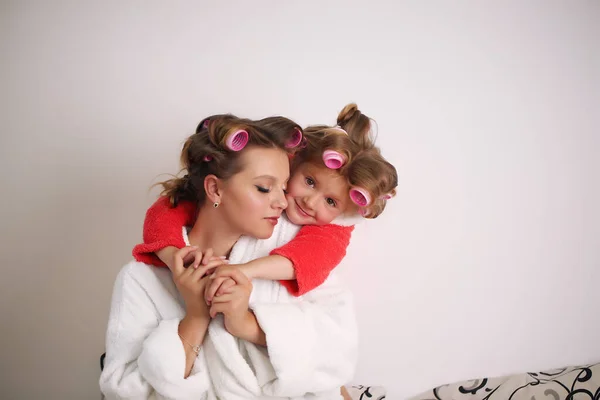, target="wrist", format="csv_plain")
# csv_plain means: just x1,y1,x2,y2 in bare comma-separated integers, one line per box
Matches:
179,314,210,353
181,313,210,330
236,311,258,339
225,310,252,337
239,263,256,280
240,310,266,346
